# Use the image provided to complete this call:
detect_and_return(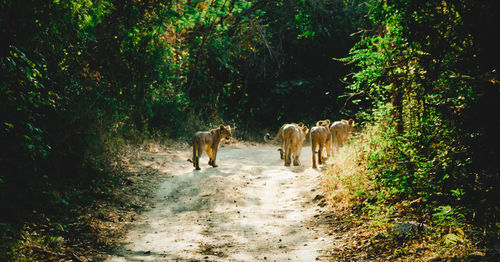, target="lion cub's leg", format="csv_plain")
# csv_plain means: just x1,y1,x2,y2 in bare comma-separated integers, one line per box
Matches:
193,144,202,170
210,147,219,167
318,142,324,165
312,146,317,169
205,146,219,168
311,139,318,169
192,144,196,168
205,147,214,166
284,145,292,166
325,136,332,161
293,154,301,166
331,133,339,156
207,151,213,166
280,139,285,160
285,153,292,166
293,155,301,166
292,145,301,166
